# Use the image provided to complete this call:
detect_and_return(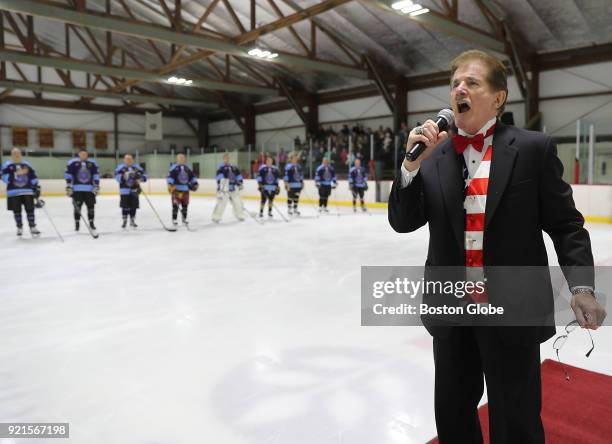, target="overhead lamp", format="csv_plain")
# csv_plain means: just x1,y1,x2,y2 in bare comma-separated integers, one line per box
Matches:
391,0,414,10
167,76,192,85
248,47,279,60
401,4,422,14
409,7,430,16
391,1,430,16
